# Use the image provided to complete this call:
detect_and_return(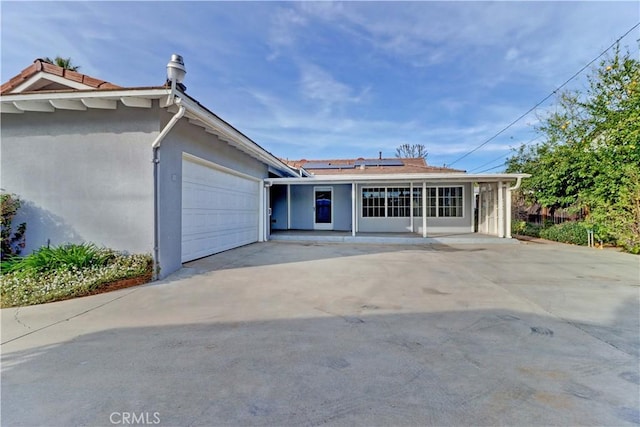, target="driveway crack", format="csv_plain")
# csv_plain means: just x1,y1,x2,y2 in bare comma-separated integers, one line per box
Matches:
13,307,31,331
1,288,140,345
